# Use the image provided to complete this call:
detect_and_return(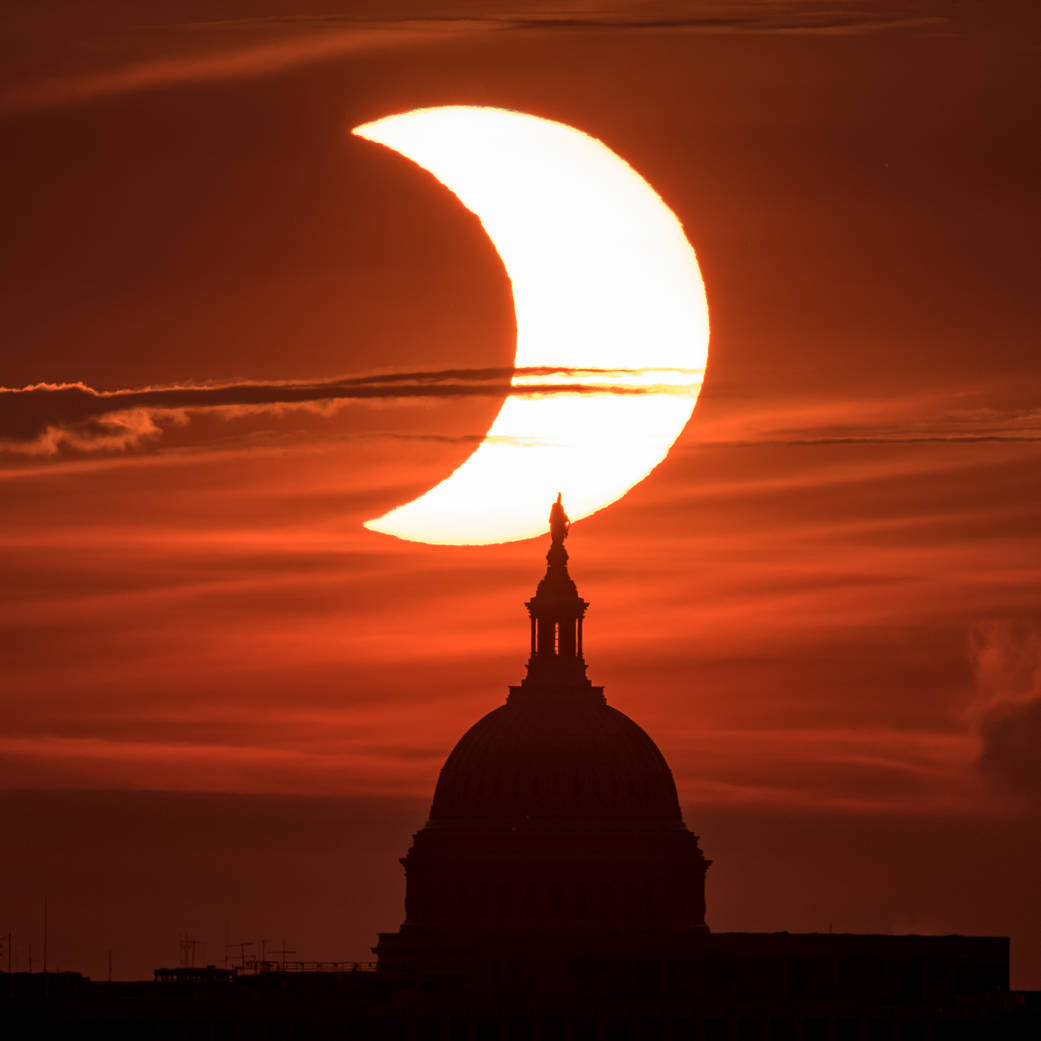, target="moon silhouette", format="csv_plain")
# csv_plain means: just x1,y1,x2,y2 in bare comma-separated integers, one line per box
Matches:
353,107,709,546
